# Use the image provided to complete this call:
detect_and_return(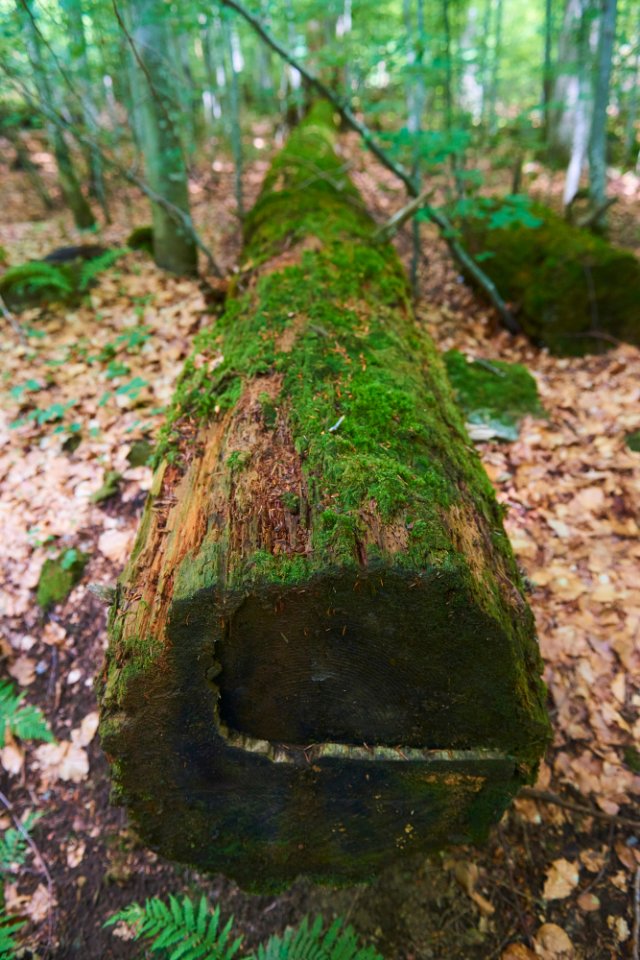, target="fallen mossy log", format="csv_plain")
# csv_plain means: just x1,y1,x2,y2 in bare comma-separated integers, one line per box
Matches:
98,105,550,891
462,202,640,355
